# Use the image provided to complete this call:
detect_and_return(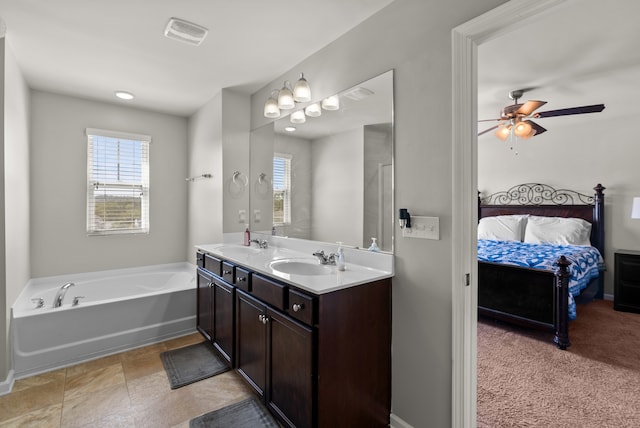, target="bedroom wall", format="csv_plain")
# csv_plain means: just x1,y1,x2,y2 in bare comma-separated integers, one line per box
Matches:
30,91,189,278
478,104,636,296
250,0,508,425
